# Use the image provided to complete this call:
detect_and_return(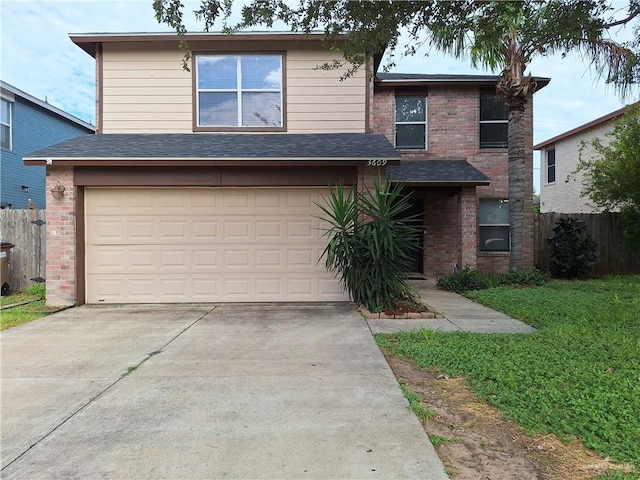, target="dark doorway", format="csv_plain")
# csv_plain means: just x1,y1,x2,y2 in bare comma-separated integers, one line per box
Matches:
399,197,424,274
